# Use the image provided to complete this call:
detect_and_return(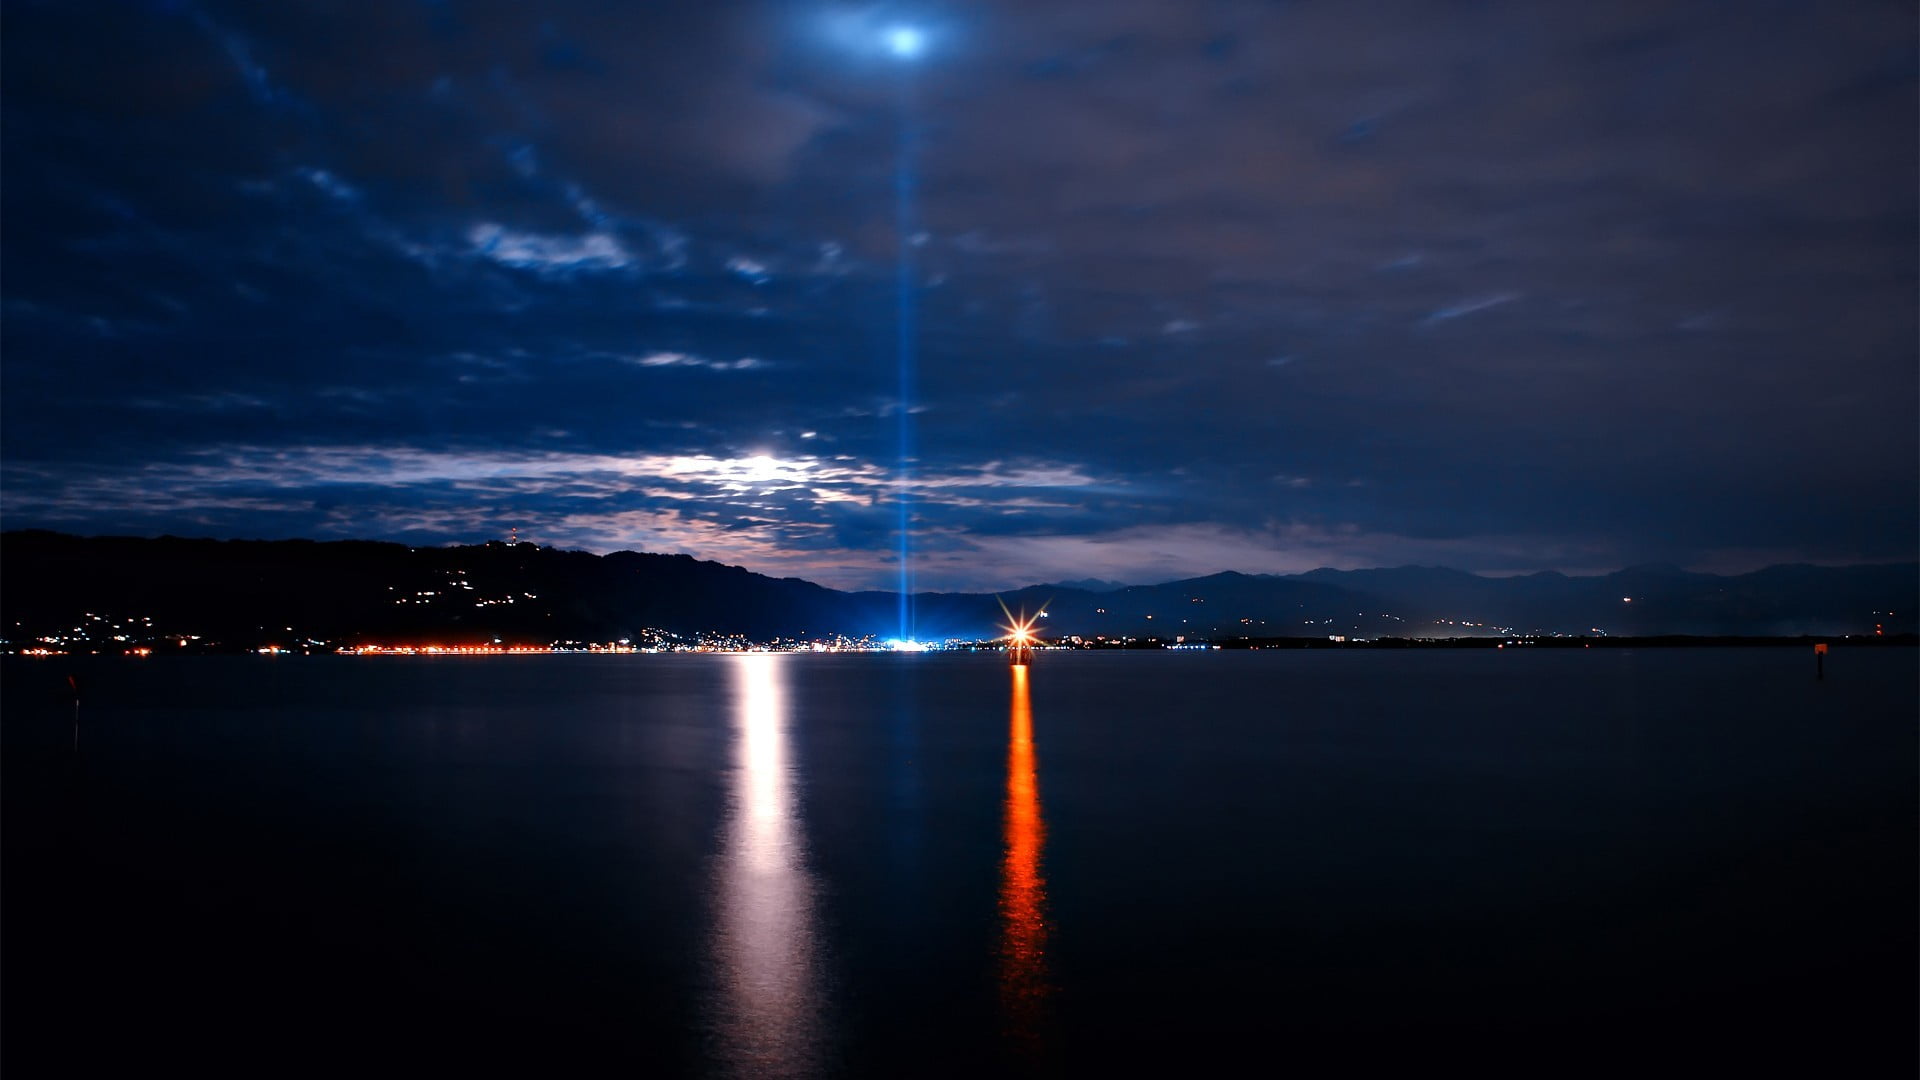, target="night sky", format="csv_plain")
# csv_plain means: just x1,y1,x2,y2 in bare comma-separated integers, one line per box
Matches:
3,1,1914,590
